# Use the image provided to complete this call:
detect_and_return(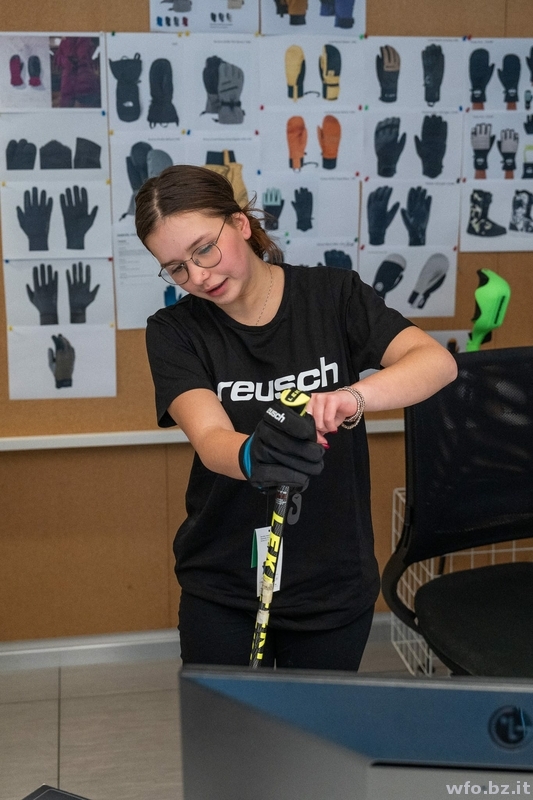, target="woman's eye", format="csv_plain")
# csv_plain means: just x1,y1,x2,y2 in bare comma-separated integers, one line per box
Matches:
170,264,185,275
196,243,214,258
